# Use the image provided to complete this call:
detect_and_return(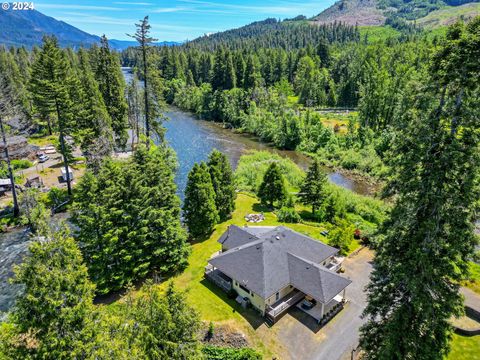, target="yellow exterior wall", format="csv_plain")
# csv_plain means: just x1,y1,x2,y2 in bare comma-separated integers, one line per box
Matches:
265,284,295,306
232,281,266,315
